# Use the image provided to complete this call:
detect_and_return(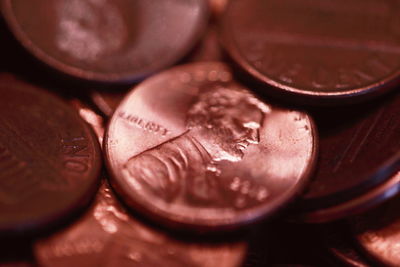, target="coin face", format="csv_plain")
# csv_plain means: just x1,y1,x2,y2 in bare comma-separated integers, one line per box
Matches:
0,76,101,234
350,194,400,267
294,92,400,222
1,0,208,83
105,62,316,230
221,0,400,103
35,182,247,267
